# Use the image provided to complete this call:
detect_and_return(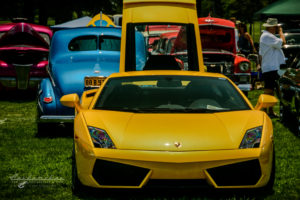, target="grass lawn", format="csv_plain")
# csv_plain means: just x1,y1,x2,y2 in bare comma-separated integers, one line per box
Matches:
0,90,299,200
